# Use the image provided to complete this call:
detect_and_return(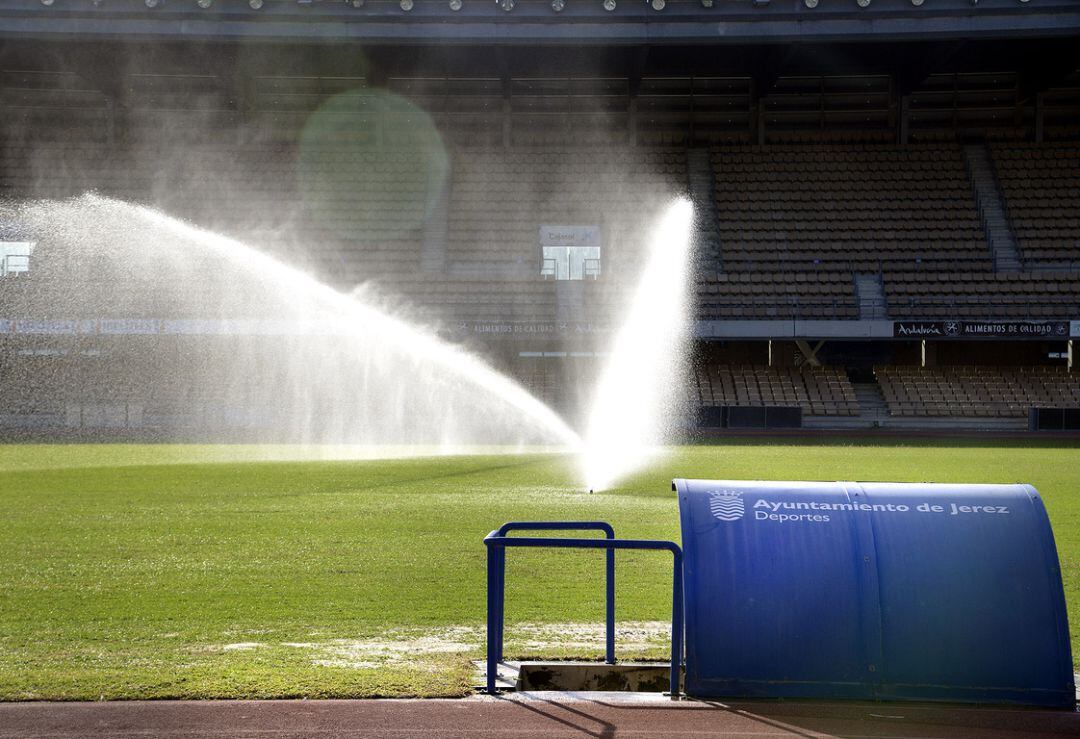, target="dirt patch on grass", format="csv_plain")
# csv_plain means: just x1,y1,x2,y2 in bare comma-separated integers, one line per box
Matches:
220,642,264,651
270,622,669,670
202,621,670,670
282,628,476,670
506,621,670,652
